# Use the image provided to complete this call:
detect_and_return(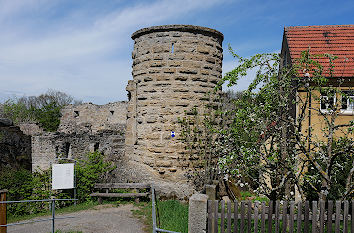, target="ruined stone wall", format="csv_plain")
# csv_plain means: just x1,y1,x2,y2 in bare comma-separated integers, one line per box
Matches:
124,25,223,198
32,130,125,171
0,119,32,171
59,102,127,134
19,123,44,136
32,102,127,171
